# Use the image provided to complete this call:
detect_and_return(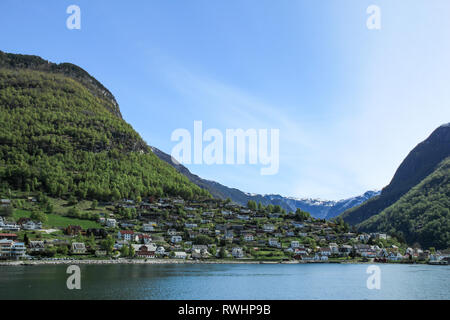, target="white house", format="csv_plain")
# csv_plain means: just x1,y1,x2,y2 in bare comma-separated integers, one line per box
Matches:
294,247,308,255
243,233,254,241
142,224,155,232
71,242,86,254
22,221,42,230
371,233,387,240
316,254,328,261
171,235,183,243
358,233,371,242
1,223,20,231
388,252,404,261
29,240,45,253
0,199,11,207
291,241,300,248
223,231,234,241
263,224,275,232
232,247,244,258
268,238,281,248
106,219,117,228
0,239,26,259
132,243,157,258
137,234,152,244
319,247,332,256
362,251,377,258
117,230,134,242
221,210,234,217
156,246,166,255
291,222,304,228
329,243,339,254
340,245,353,256
167,229,177,236
173,251,187,259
